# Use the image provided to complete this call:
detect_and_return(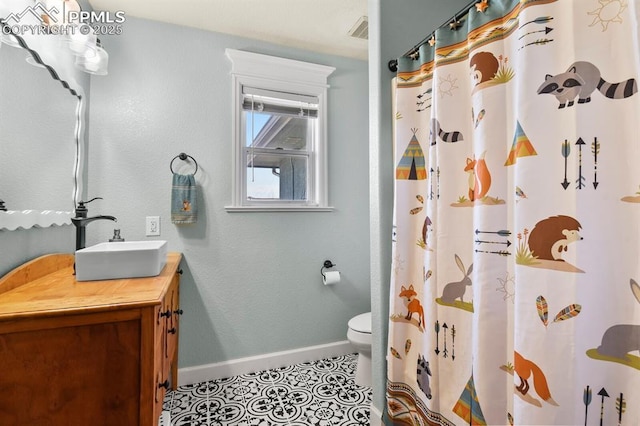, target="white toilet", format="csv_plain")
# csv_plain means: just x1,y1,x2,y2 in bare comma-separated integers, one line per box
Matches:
347,312,372,387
